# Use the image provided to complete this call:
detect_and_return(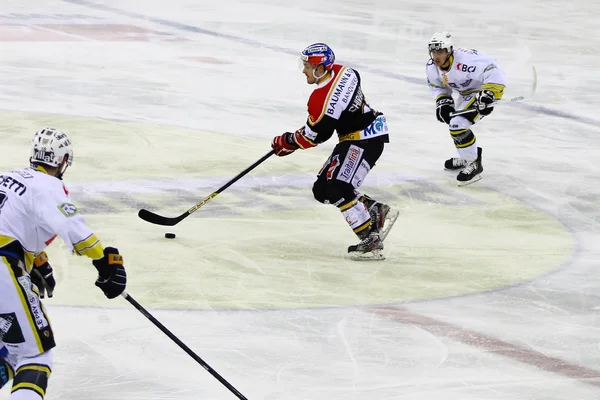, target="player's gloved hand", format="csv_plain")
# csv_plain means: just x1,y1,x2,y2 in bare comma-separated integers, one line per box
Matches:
475,89,495,116
436,95,455,124
271,132,299,157
92,247,126,299
31,251,56,299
